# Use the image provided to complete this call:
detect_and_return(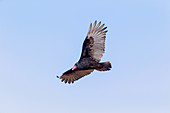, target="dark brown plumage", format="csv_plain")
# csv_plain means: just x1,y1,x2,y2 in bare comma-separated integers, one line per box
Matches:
59,21,112,84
